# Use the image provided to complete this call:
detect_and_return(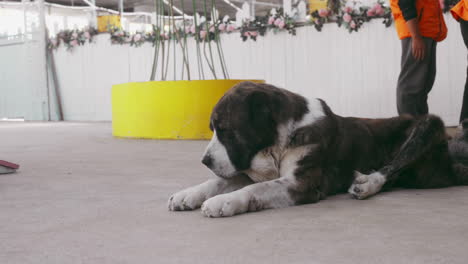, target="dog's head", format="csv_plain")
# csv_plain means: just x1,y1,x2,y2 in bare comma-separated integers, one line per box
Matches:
201,82,280,178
